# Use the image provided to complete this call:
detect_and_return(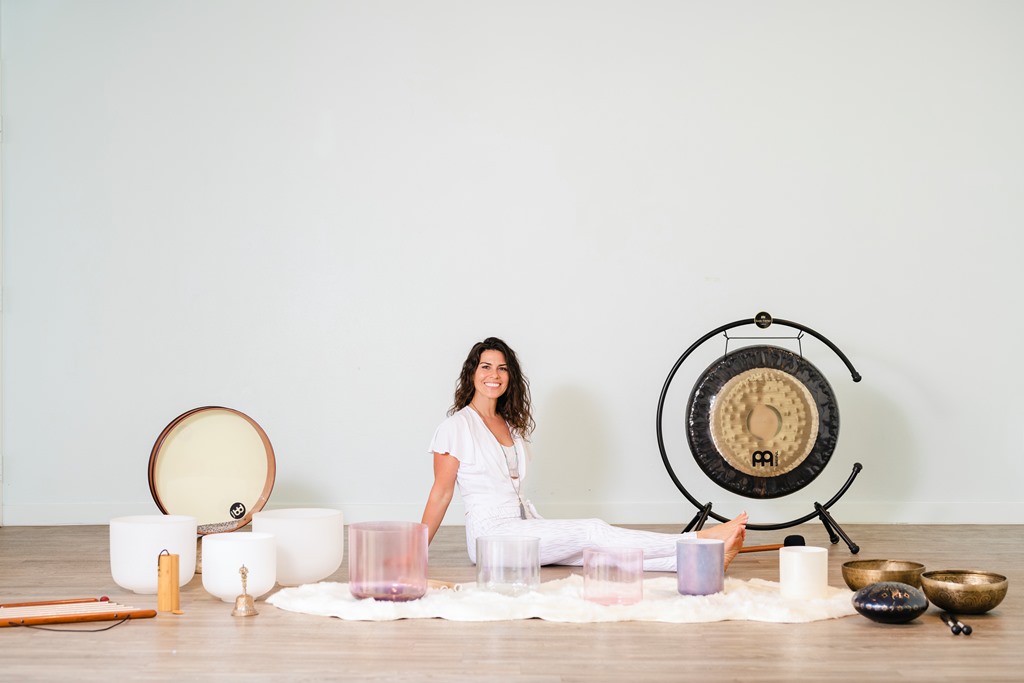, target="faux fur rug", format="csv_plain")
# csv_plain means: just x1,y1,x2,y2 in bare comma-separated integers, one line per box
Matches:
266,575,856,623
